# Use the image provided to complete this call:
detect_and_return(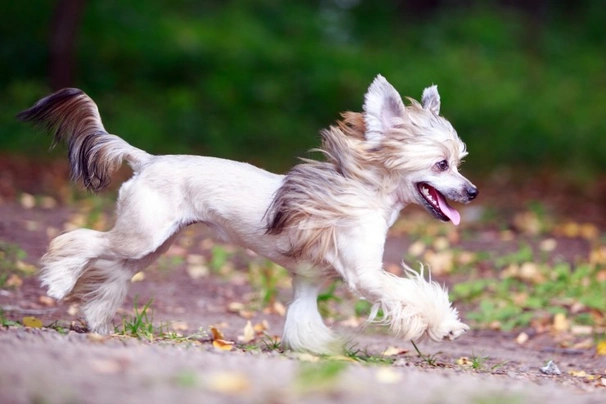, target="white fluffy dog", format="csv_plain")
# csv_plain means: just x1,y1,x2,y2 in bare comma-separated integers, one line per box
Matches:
18,75,477,354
